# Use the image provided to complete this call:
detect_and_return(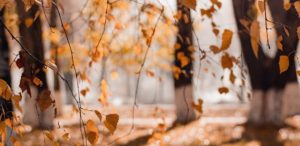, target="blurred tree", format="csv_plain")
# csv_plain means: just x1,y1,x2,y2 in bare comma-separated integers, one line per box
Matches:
233,0,300,126
16,0,54,129
173,0,196,125
0,8,13,121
